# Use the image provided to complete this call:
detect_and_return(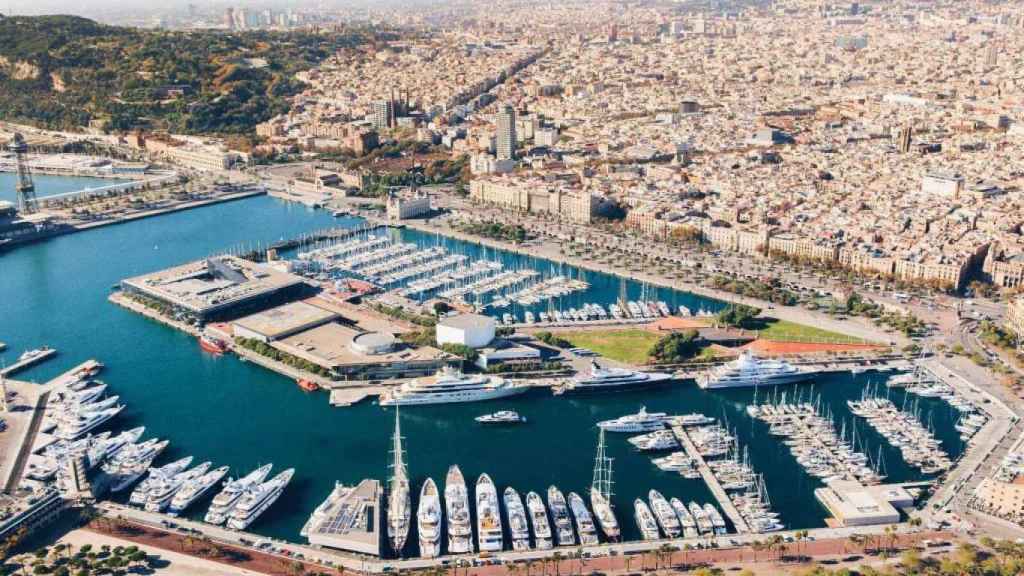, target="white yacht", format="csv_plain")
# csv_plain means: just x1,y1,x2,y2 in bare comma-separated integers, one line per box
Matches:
103,439,170,493
628,430,678,451
504,487,531,551
648,490,681,538
590,490,619,541
597,407,668,433
55,405,125,440
671,498,699,538
475,411,526,424
526,491,553,549
167,465,230,516
387,409,411,555
634,499,660,540
204,464,273,525
444,466,472,554
561,362,672,393
128,456,194,505
144,462,212,513
697,351,817,389
568,492,599,545
227,468,294,530
379,367,527,406
417,479,442,559
547,486,575,546
475,474,503,552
